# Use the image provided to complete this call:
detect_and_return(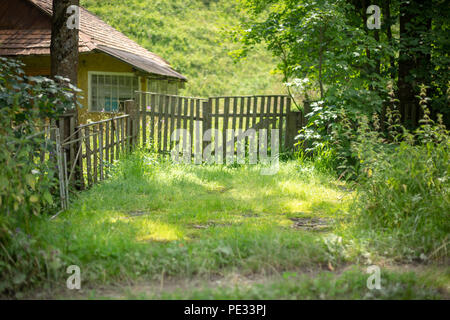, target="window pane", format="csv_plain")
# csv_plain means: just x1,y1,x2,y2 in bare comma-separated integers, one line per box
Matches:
90,74,138,112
